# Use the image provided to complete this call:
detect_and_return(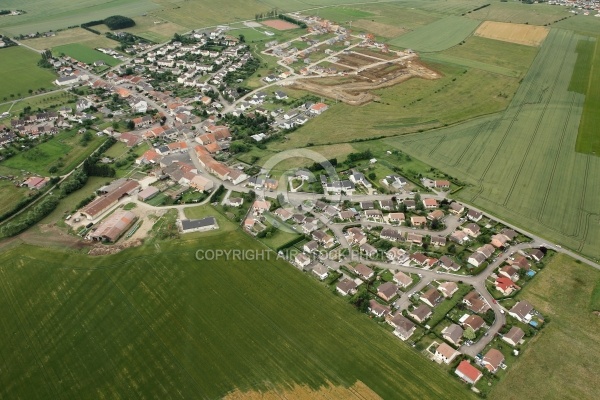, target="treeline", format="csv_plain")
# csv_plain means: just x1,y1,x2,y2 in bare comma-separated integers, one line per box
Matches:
83,137,117,177
308,158,338,172
81,15,135,35
0,196,60,237
0,191,43,223
278,14,307,29
254,8,279,21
